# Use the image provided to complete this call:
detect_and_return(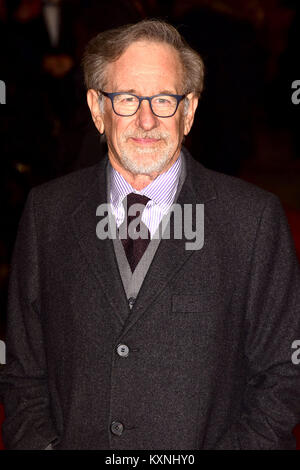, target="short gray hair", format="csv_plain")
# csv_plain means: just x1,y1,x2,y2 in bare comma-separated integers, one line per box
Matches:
82,19,205,97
